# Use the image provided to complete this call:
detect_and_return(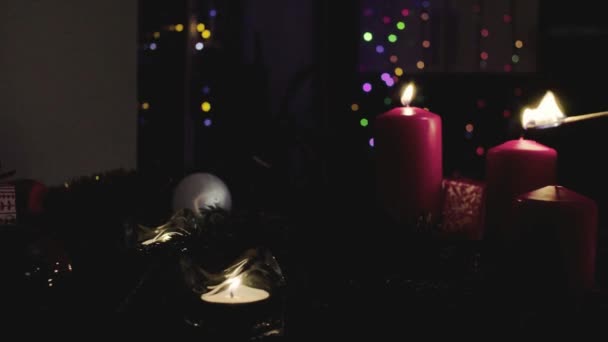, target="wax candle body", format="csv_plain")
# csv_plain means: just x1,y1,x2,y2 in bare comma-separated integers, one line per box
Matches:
201,285,270,304
375,106,443,224
513,185,597,295
484,139,557,239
